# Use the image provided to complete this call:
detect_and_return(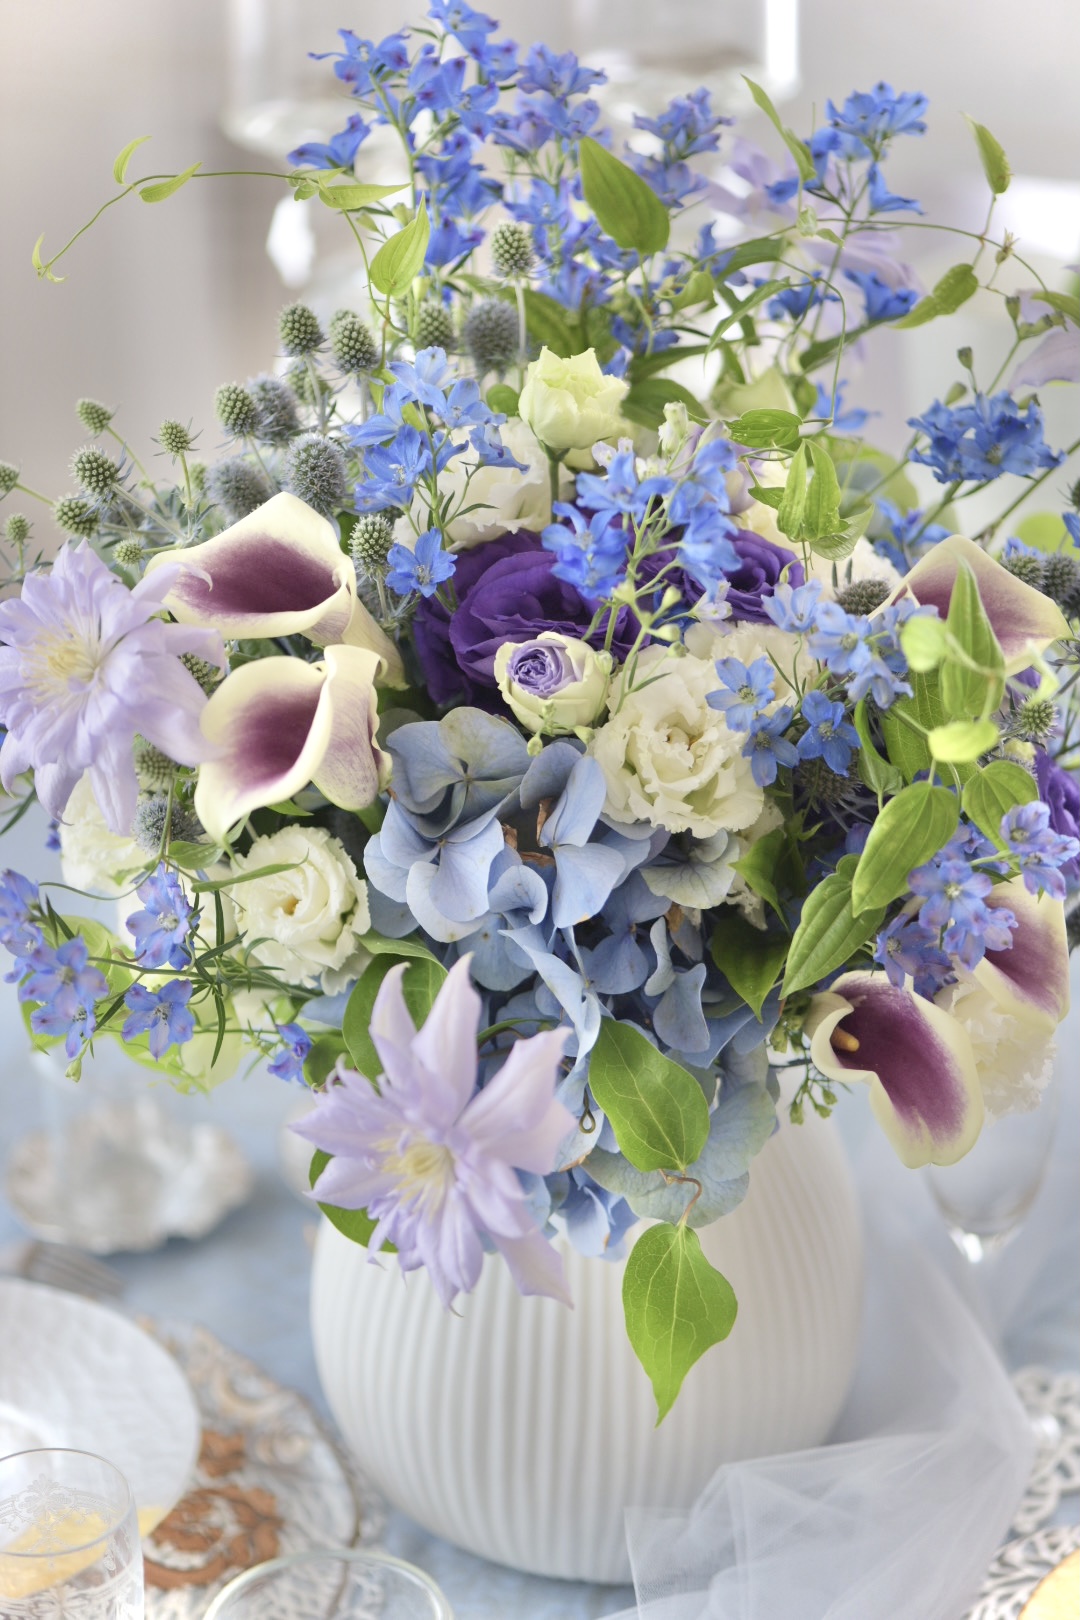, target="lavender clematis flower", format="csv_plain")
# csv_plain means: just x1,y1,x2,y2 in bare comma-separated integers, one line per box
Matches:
805,971,984,1167
147,492,404,684
295,957,576,1308
0,542,222,834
